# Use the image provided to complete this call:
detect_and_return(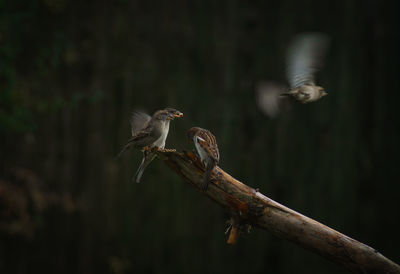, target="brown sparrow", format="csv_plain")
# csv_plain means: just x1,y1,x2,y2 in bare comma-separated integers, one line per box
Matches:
187,127,220,191
283,33,329,103
117,108,183,183
257,33,329,117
